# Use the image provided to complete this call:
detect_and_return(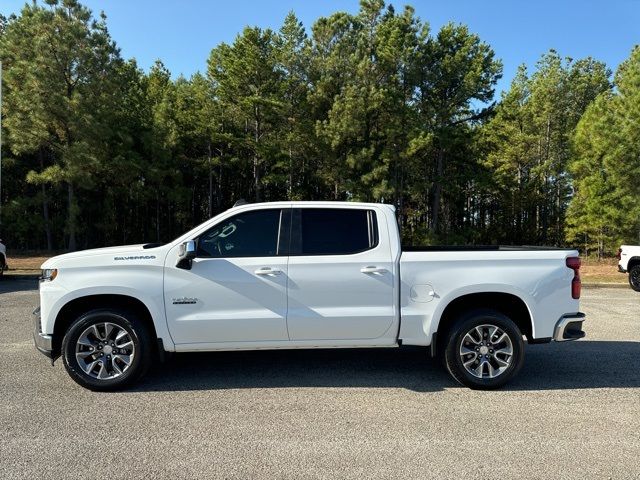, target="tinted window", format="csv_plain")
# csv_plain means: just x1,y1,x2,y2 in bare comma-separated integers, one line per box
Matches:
197,209,282,258
299,209,377,255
